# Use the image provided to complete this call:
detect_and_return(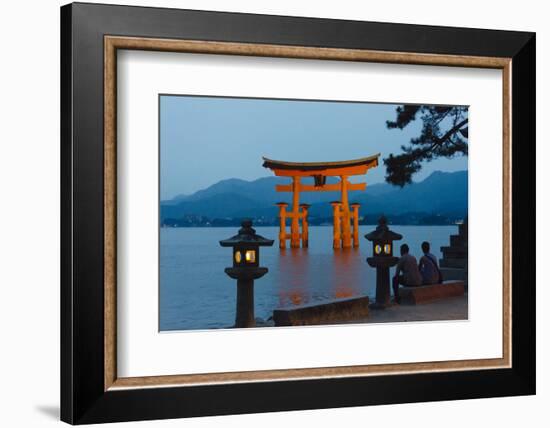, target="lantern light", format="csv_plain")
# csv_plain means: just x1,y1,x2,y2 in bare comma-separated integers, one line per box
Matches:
245,250,256,263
